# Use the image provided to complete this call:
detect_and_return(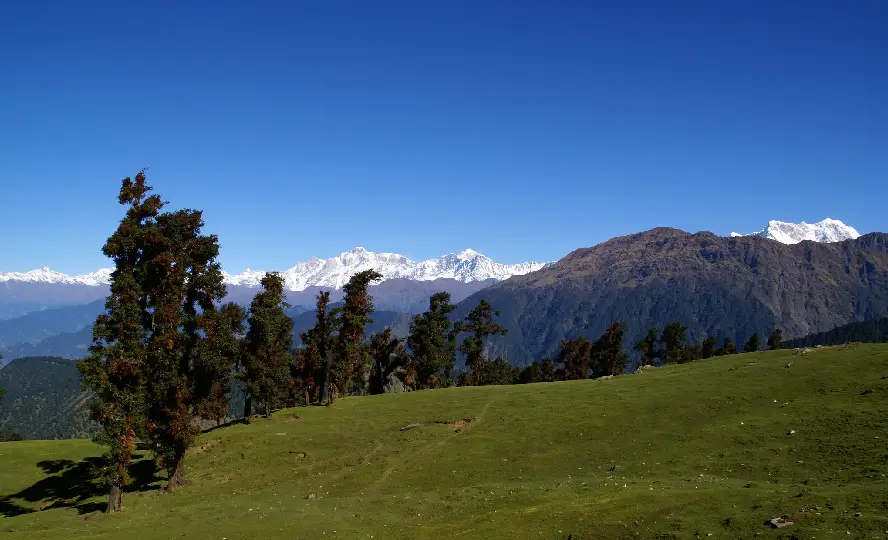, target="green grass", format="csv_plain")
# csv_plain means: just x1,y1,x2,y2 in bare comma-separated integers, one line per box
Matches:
2,344,887,539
